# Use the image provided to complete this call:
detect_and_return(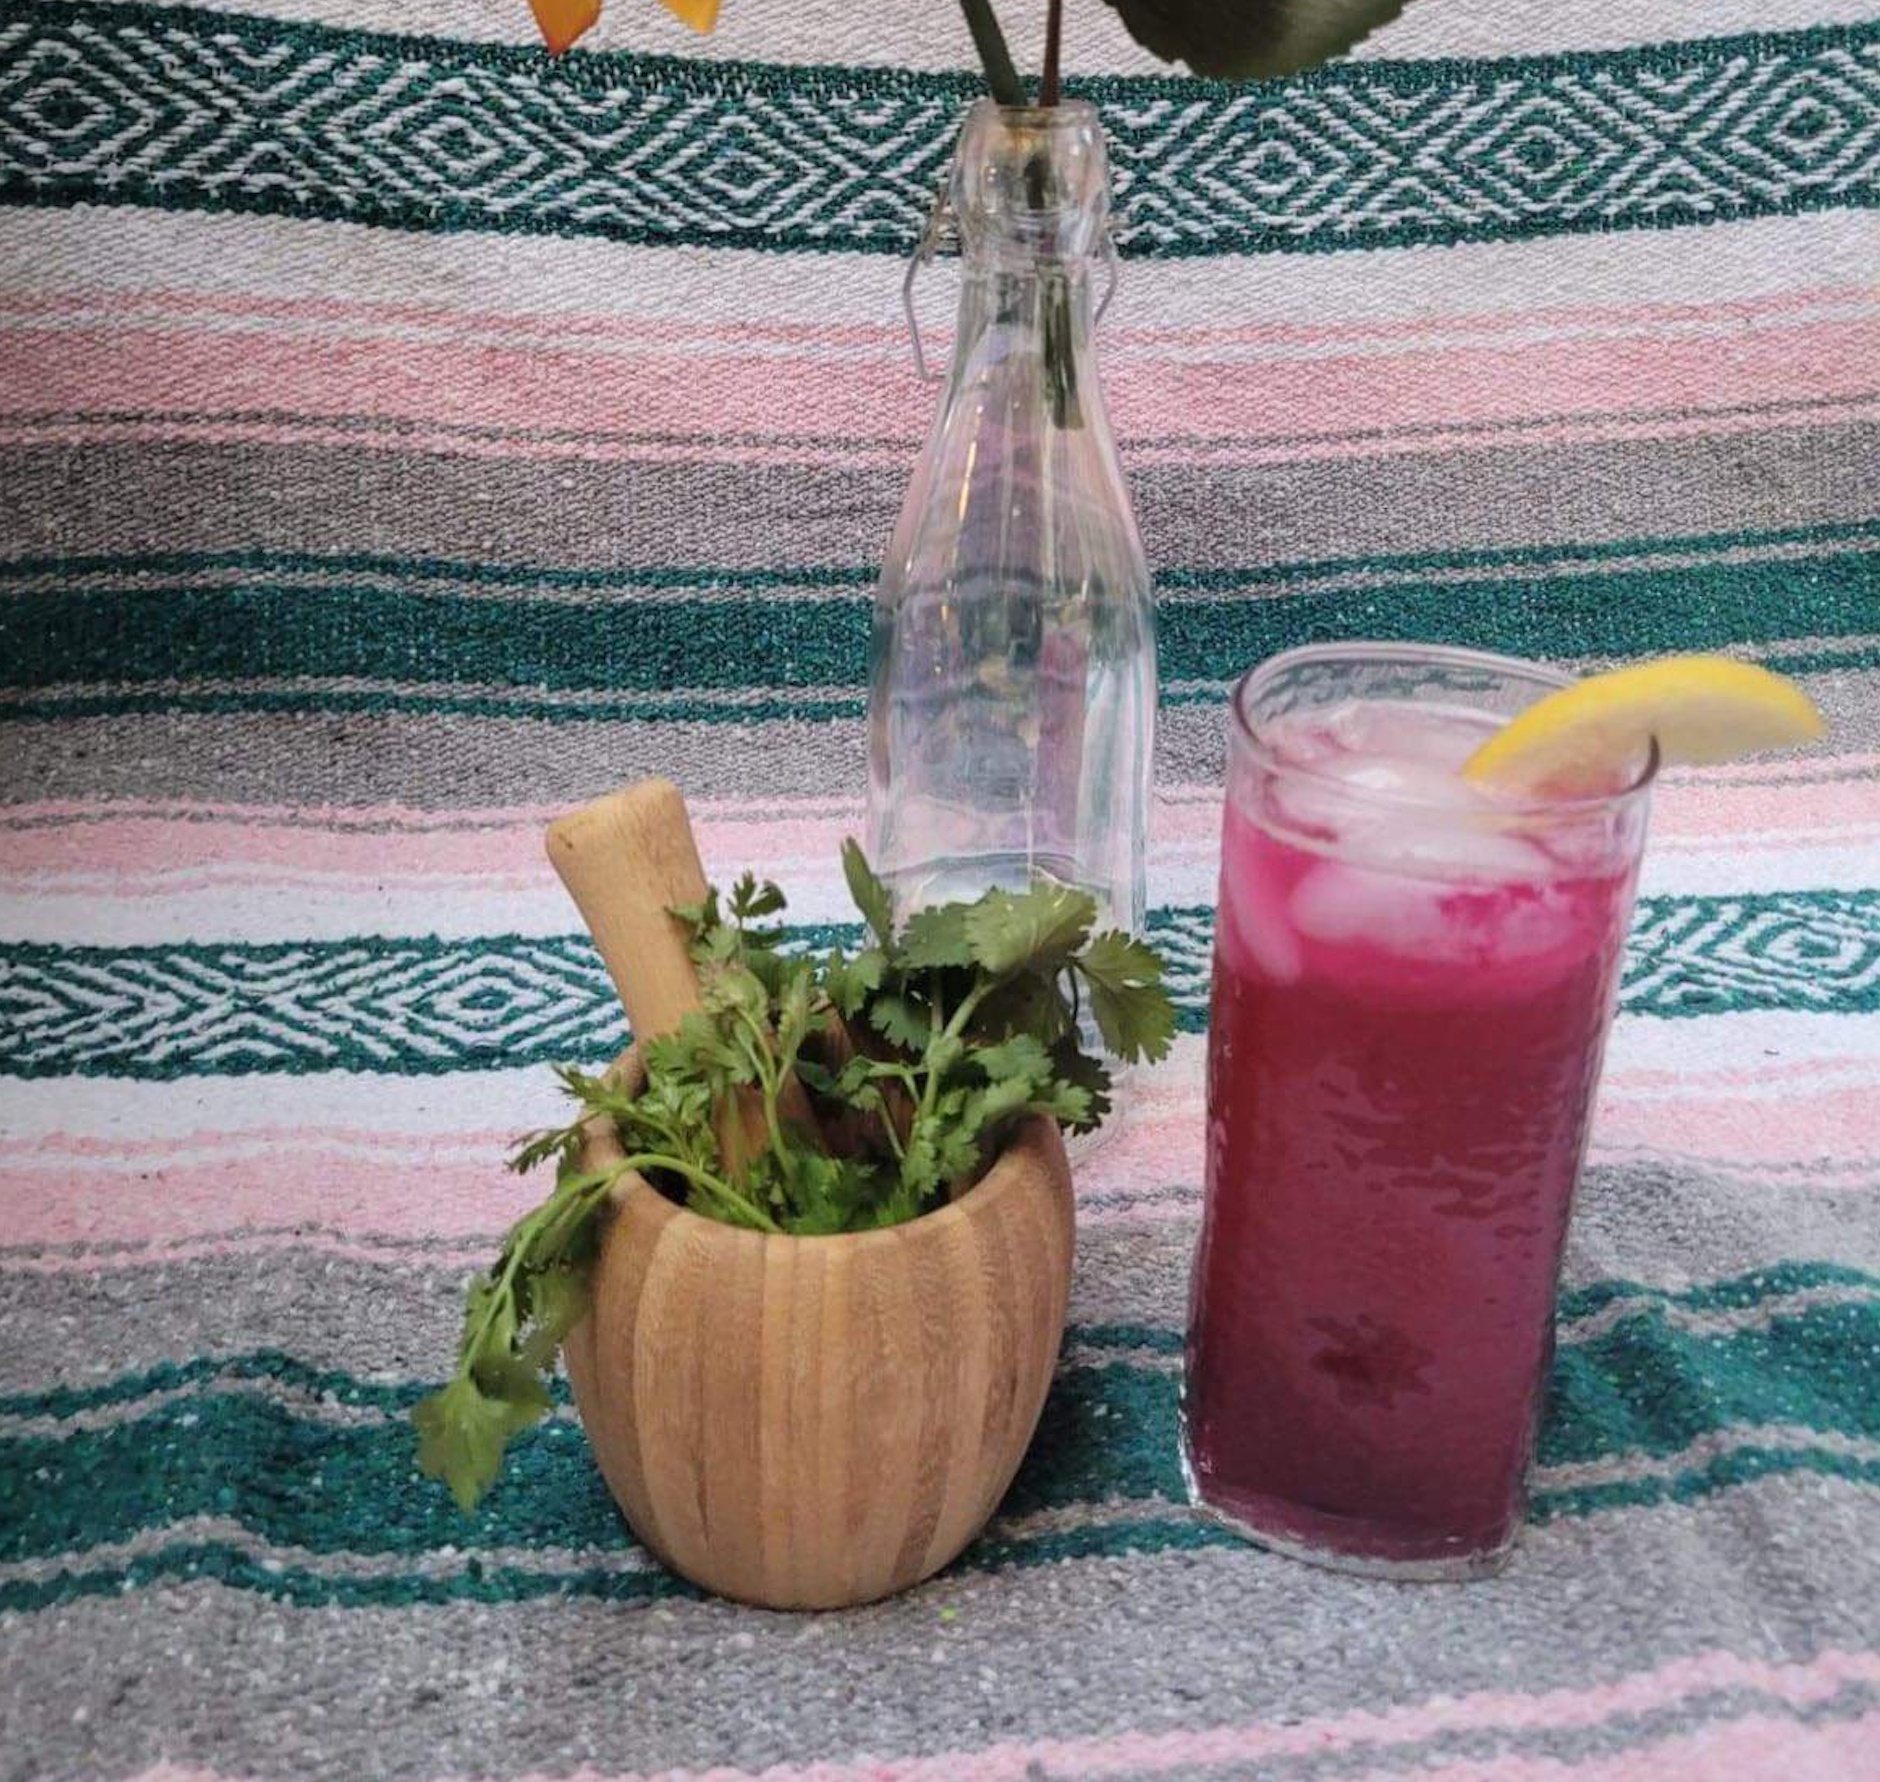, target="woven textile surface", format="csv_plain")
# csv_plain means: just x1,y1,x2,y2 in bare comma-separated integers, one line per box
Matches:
3,0,1880,1774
